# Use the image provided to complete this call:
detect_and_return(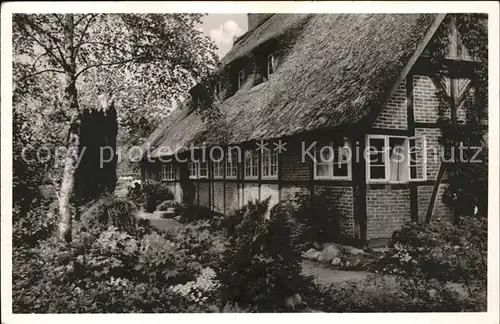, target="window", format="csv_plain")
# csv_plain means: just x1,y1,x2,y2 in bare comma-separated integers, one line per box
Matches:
213,151,224,179
214,81,221,100
199,161,208,179
226,150,238,179
237,69,245,89
188,160,208,179
267,53,279,77
162,163,175,181
313,140,351,180
366,135,427,183
244,149,259,179
188,161,197,179
262,148,278,179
